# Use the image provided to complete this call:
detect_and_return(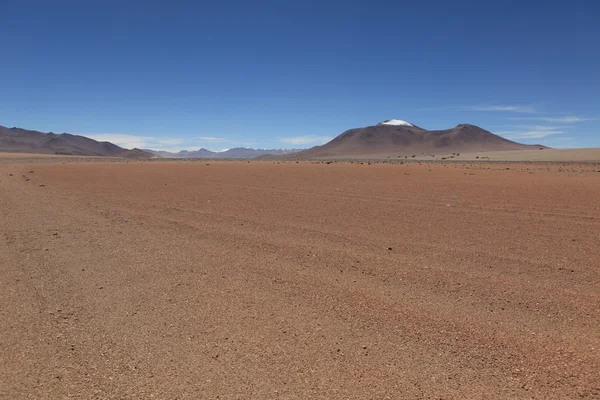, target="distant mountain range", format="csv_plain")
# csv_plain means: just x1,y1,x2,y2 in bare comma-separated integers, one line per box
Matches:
0,125,154,158
280,119,546,159
1,120,547,160
0,123,301,159
144,147,303,159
